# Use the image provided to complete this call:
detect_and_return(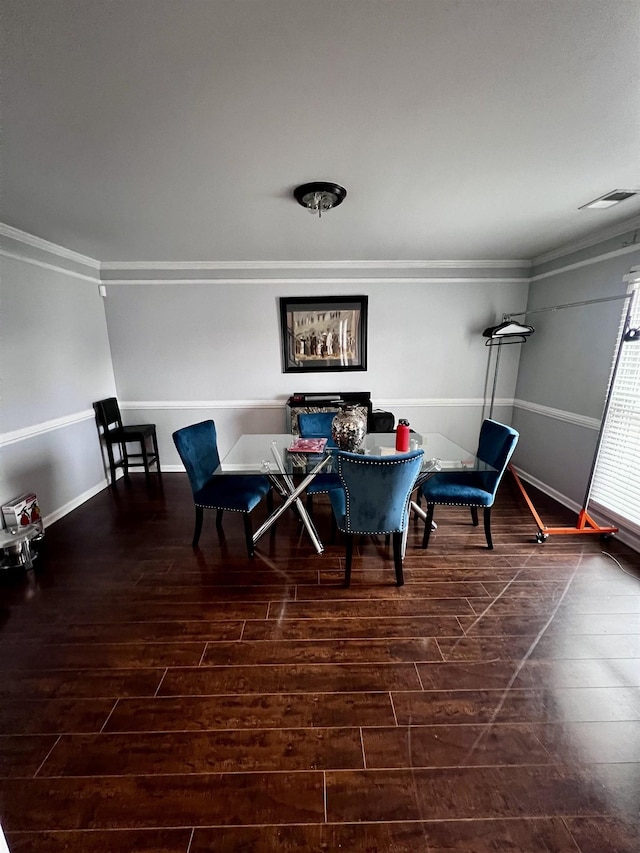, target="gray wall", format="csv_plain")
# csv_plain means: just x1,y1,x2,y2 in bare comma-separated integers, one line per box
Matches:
512,229,640,524
0,239,117,524
1,229,531,526
8,218,640,544
102,276,529,463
